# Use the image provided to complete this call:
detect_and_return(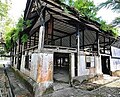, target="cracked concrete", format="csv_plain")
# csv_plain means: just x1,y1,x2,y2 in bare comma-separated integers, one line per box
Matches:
1,64,120,97
43,75,120,97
